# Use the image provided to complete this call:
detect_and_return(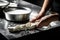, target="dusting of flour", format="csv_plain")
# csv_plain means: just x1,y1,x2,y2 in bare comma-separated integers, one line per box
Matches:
6,9,31,14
